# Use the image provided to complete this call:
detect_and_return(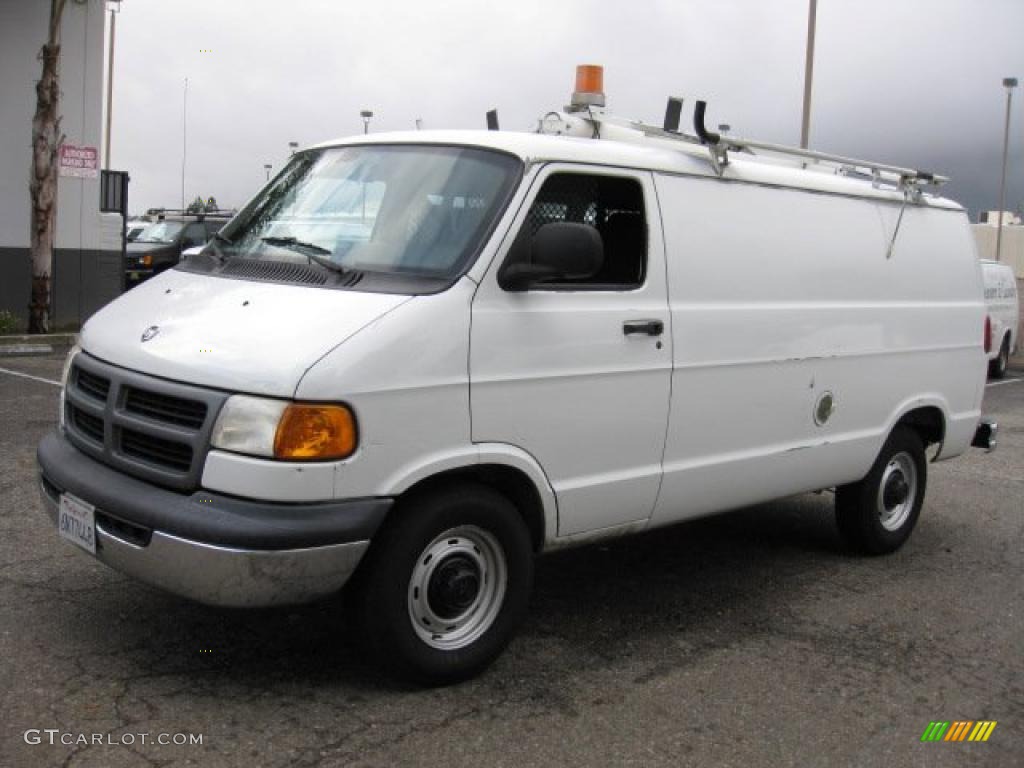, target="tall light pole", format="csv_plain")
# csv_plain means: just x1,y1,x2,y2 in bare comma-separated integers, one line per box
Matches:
181,77,188,212
800,0,817,149
996,77,1018,262
360,109,373,134
288,141,299,155
264,163,272,181
104,2,119,170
